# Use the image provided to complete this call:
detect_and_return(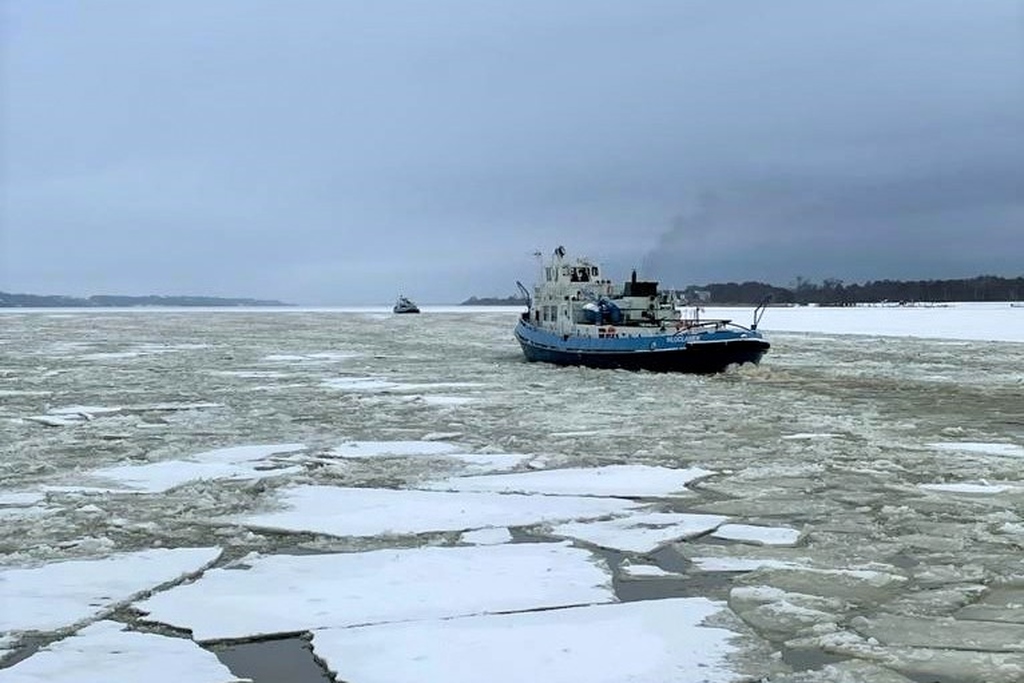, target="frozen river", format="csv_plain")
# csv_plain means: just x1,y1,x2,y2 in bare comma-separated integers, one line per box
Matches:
1,304,1022,682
